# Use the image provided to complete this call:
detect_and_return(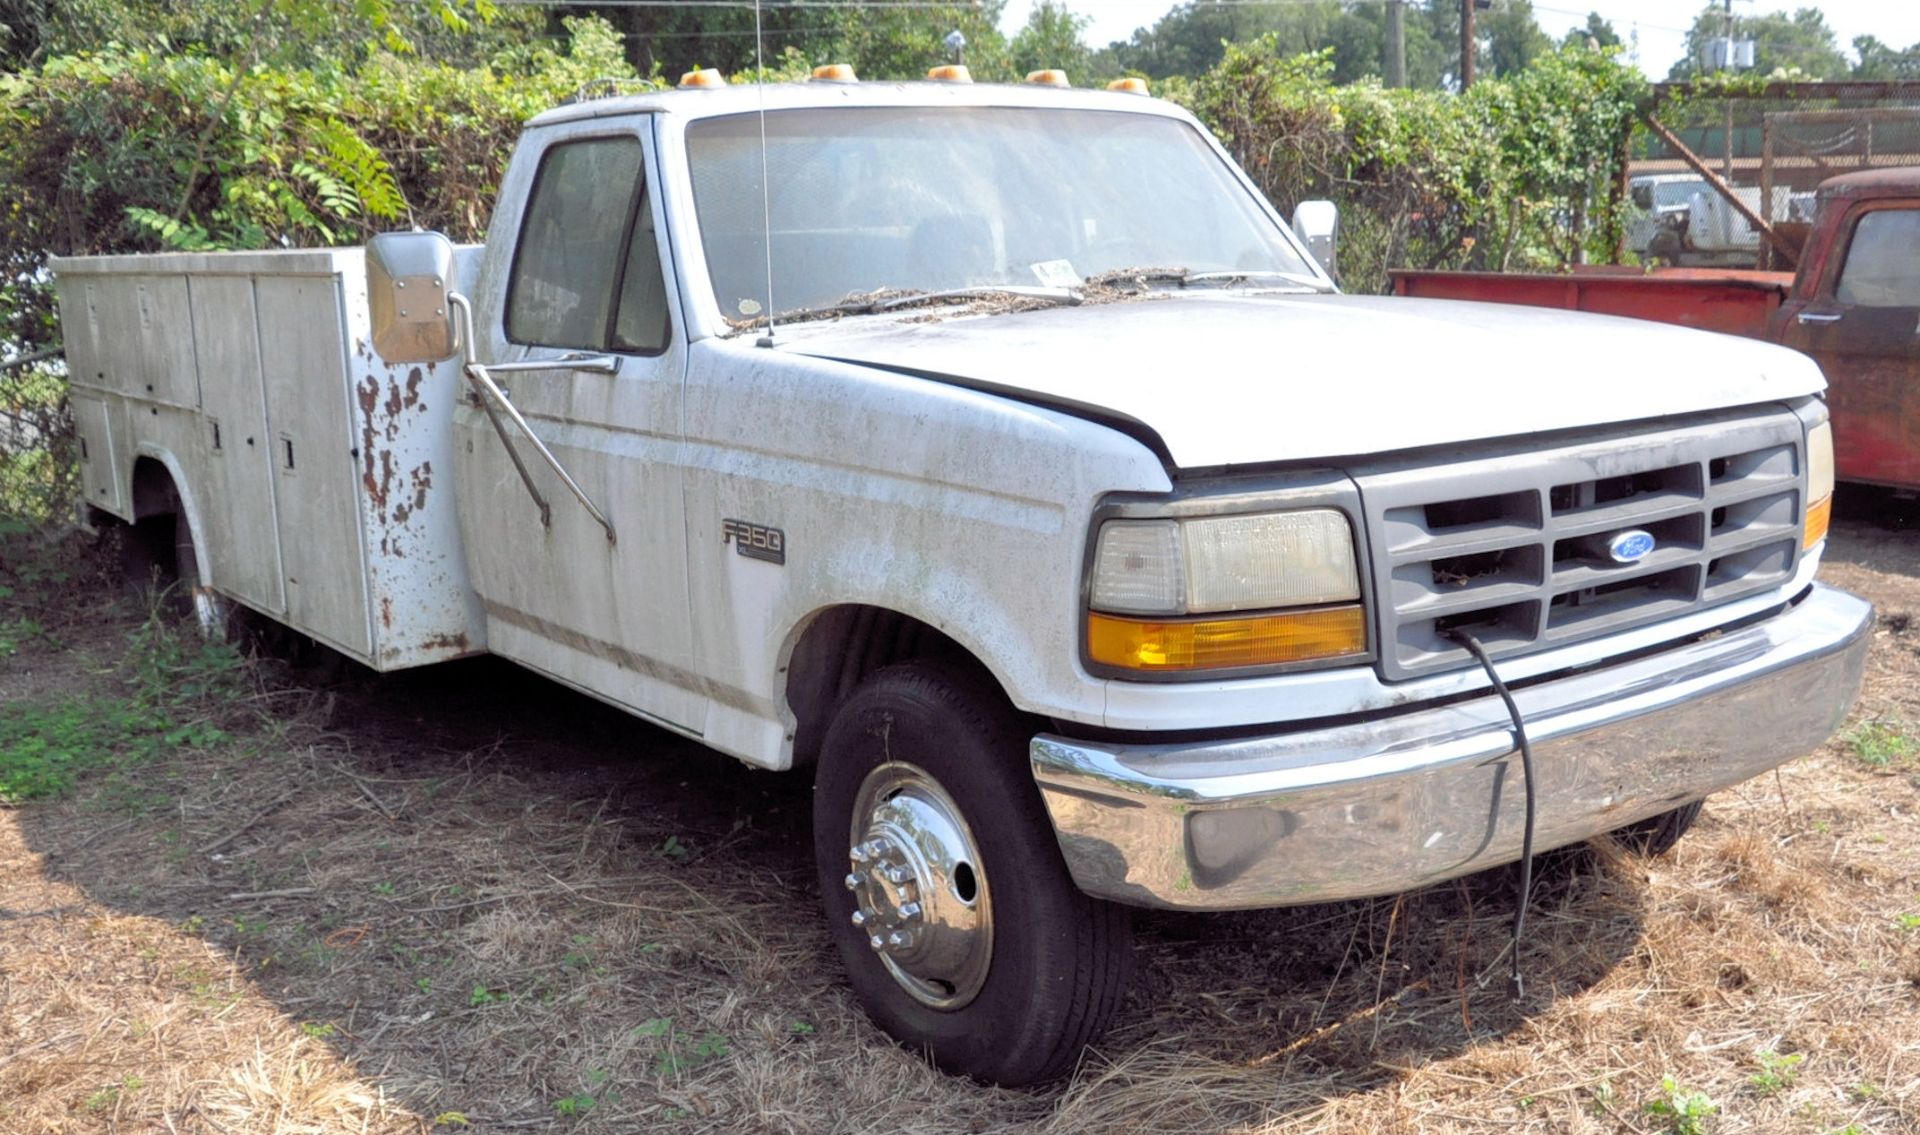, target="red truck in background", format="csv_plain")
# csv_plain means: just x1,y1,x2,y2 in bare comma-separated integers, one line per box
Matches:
1394,168,1920,491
